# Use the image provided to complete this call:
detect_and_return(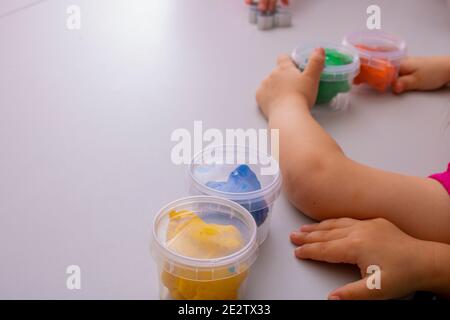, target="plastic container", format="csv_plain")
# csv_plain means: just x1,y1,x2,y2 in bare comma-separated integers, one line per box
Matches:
188,144,282,245
257,12,275,30
151,196,259,300
248,4,258,24
342,31,407,92
292,42,360,112
274,7,291,28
